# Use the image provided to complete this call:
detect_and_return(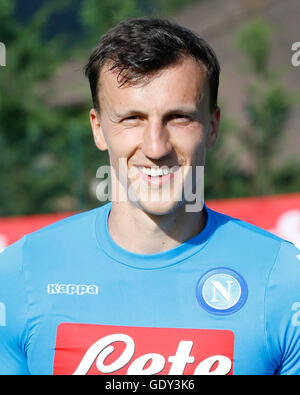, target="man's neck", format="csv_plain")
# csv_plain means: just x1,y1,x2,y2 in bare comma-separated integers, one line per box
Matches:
107,201,207,255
